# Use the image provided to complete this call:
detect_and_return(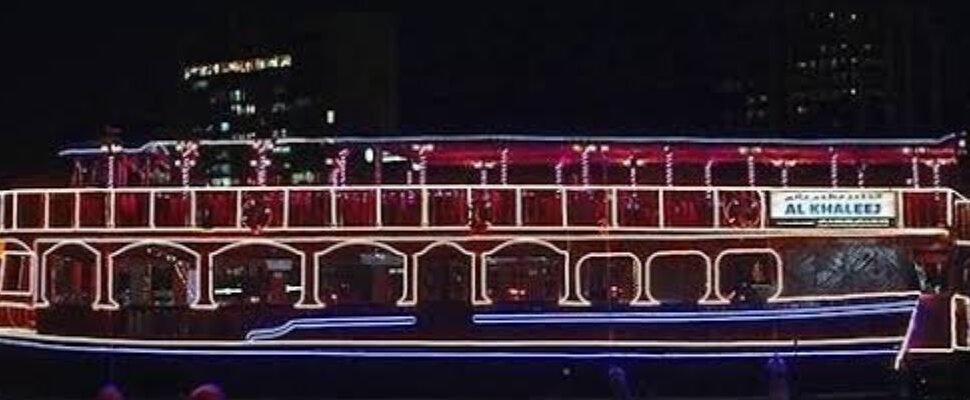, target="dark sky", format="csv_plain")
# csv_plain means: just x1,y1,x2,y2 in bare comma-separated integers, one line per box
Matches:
1,1,969,184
